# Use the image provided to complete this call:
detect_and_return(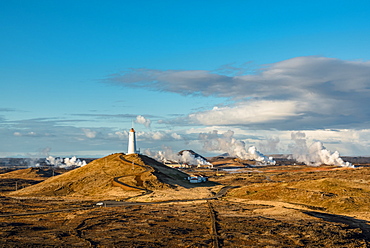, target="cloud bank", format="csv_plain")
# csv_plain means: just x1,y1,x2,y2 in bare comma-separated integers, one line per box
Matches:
107,56,370,130
3,56,370,157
